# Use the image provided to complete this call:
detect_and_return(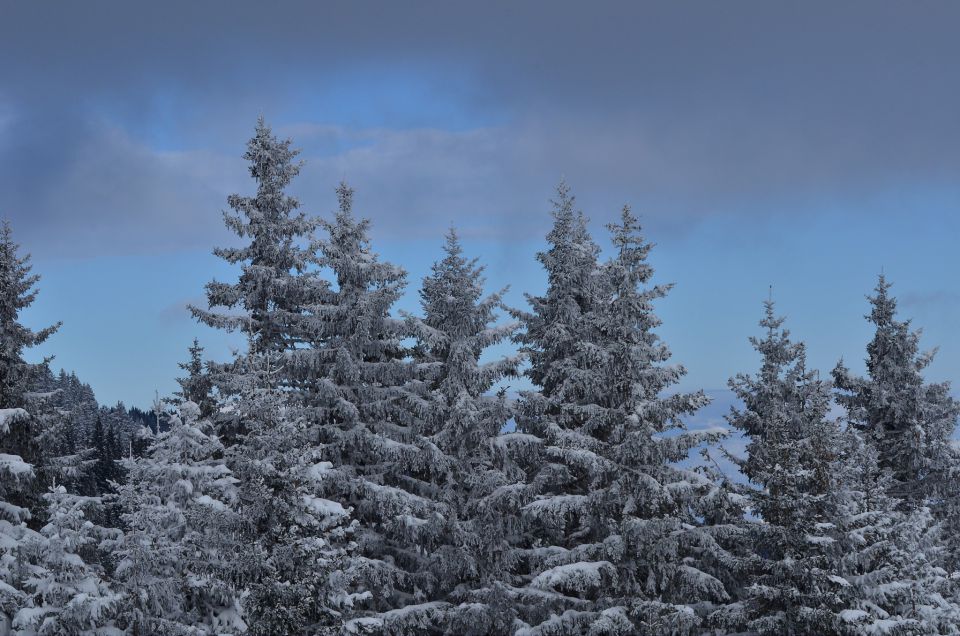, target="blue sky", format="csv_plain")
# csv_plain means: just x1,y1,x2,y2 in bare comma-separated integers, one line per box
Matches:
3,1,959,409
